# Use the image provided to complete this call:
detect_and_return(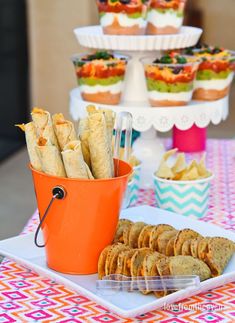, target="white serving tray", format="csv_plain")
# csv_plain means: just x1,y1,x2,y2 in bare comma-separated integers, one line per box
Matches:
0,206,235,318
